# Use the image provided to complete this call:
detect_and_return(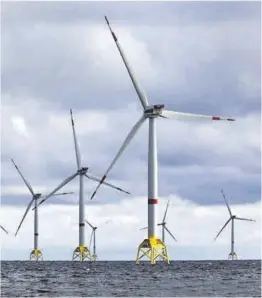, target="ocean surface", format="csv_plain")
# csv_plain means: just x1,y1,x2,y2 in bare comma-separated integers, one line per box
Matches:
1,260,261,297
